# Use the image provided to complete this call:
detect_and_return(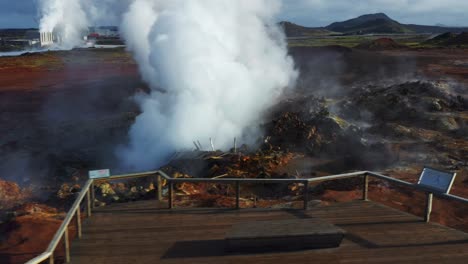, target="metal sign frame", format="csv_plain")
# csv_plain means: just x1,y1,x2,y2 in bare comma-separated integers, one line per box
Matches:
417,167,456,194
89,169,111,179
